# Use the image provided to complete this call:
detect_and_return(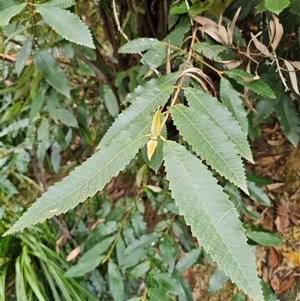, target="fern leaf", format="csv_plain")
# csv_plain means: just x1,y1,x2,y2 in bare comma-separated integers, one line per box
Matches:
225,69,276,99
220,78,248,134
118,38,160,54
163,141,263,301
100,73,178,147
36,4,94,48
265,0,290,14
4,119,151,236
276,94,300,147
185,88,253,163
170,104,248,193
